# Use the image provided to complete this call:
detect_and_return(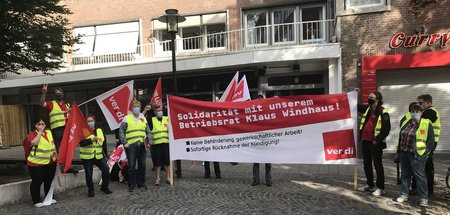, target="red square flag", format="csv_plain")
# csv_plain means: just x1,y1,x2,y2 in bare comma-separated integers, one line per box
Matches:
58,102,92,172
322,129,356,161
